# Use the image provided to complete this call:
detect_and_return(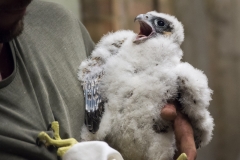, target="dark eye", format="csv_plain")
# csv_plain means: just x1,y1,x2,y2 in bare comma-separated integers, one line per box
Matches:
154,19,165,27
